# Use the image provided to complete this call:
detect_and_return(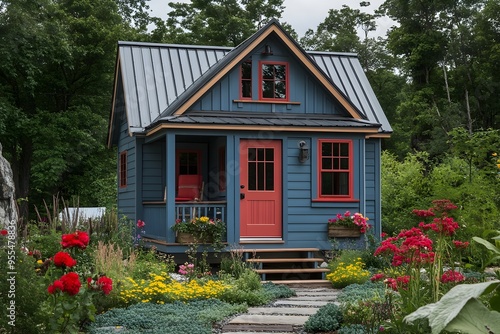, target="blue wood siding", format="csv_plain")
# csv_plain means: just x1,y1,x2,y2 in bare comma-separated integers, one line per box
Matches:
117,118,137,223
142,140,165,201
365,138,382,237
